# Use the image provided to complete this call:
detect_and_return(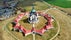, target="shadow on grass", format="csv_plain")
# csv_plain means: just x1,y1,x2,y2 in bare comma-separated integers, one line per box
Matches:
11,22,16,27
44,0,71,8
23,18,29,23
